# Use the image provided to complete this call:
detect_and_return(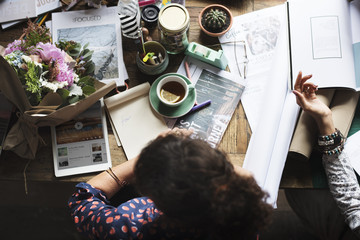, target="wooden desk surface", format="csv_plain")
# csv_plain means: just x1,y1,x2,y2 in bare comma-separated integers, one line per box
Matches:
0,0,310,189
